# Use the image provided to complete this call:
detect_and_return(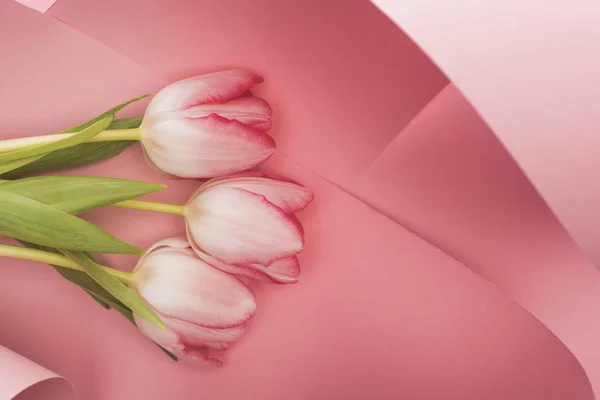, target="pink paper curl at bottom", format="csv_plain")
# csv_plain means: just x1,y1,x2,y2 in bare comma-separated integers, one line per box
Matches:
0,346,75,400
